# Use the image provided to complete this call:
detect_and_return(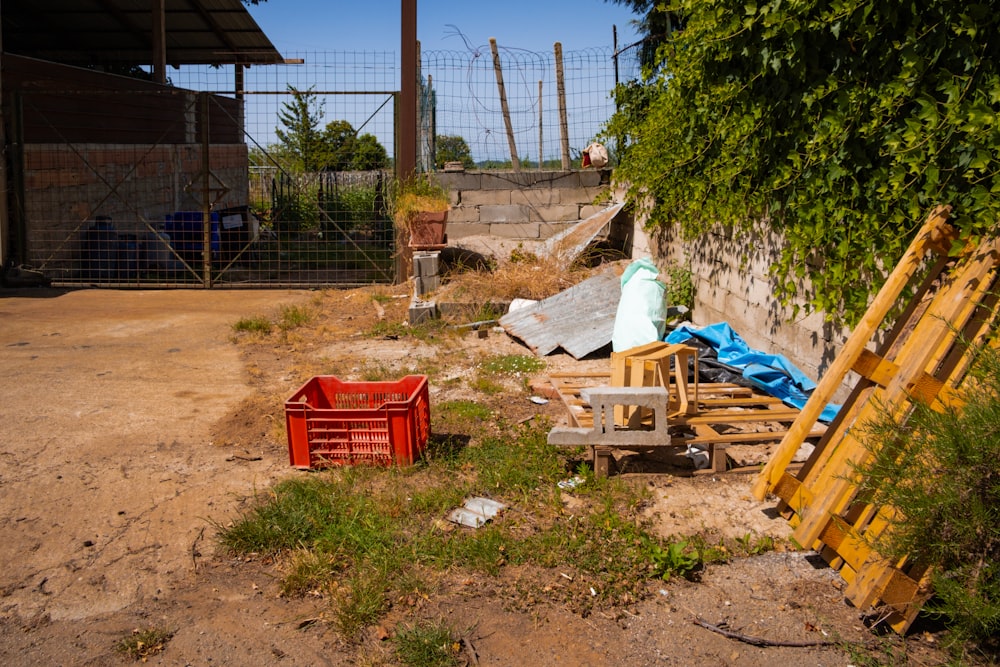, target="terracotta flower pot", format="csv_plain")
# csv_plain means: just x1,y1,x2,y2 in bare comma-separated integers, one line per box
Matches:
408,210,448,249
